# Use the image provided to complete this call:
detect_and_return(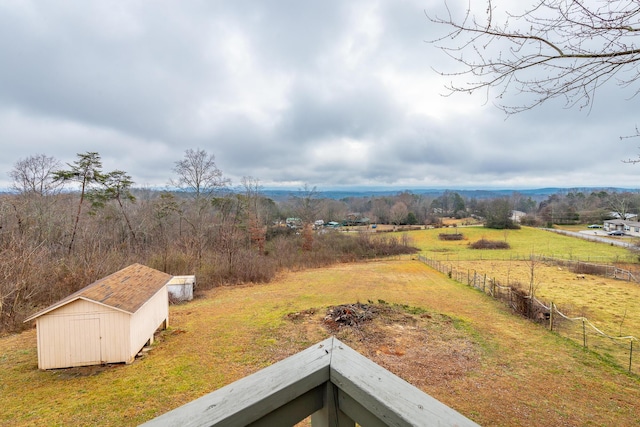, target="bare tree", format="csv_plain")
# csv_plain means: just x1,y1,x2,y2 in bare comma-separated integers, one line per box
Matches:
10,154,62,196
608,191,634,219
241,176,263,221
371,198,391,224
170,148,230,266
151,192,181,271
8,154,63,241
170,148,229,199
242,177,266,252
390,201,409,226
292,184,320,225
429,0,640,113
